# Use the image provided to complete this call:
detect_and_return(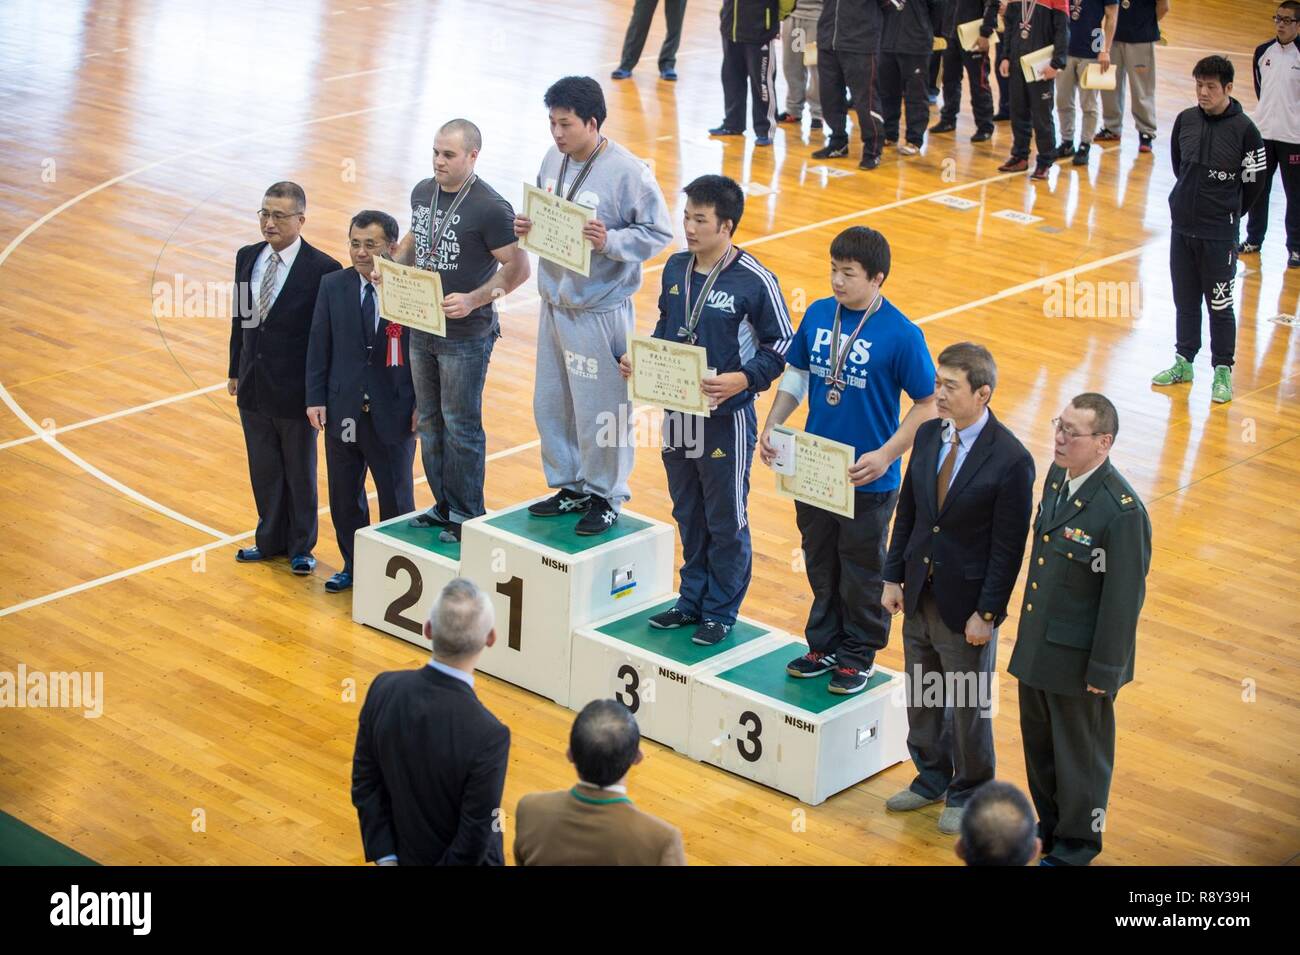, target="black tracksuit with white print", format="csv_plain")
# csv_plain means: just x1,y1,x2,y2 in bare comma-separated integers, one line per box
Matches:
1168,98,1266,368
